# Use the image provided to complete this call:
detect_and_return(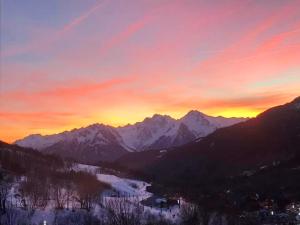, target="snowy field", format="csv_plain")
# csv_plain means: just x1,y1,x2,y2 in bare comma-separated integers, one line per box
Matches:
77,163,183,222
4,163,184,225
74,163,183,222
96,173,182,222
